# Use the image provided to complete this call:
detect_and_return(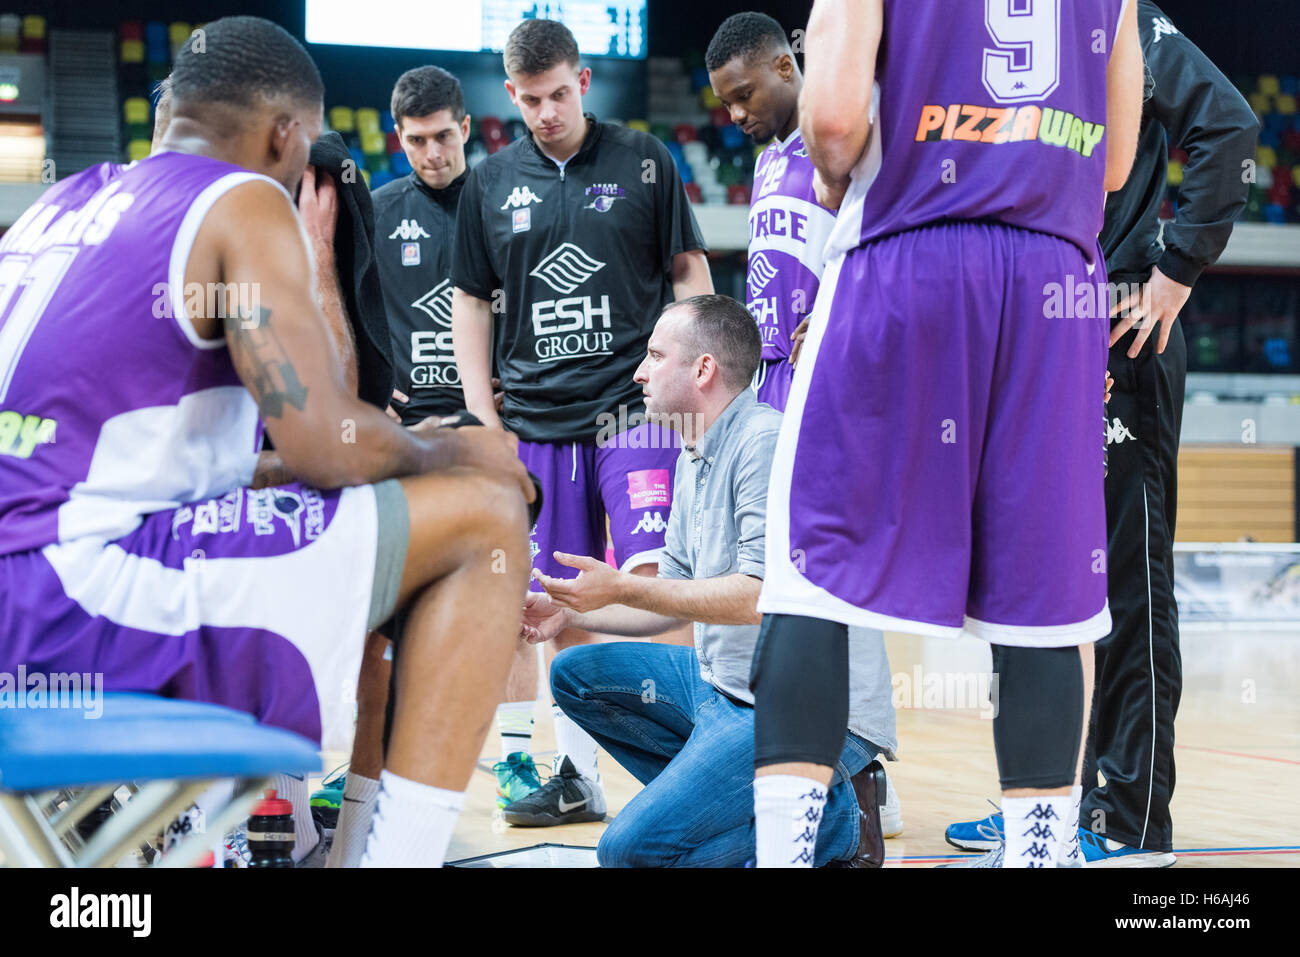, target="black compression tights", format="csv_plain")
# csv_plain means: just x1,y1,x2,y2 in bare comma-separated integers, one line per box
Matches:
751,614,849,770
991,644,1084,790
